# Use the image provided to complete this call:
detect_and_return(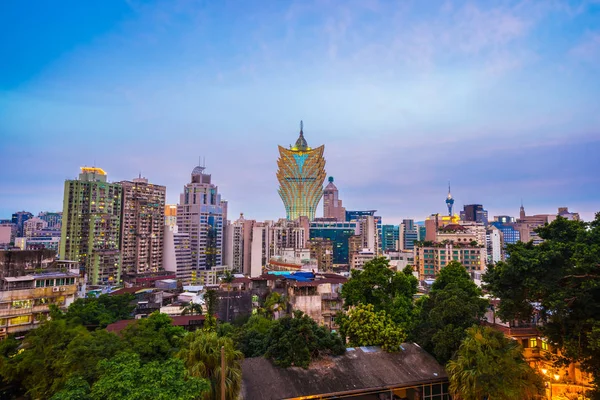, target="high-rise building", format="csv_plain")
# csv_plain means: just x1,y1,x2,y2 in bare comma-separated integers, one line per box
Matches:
12,211,33,237
309,221,359,265
461,204,488,225
164,204,177,228
59,167,123,285
177,164,226,281
23,217,48,238
346,210,382,255
399,219,418,251
381,225,399,251
277,122,326,221
119,176,166,278
163,225,193,283
323,177,345,221
38,212,62,229
515,204,556,245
